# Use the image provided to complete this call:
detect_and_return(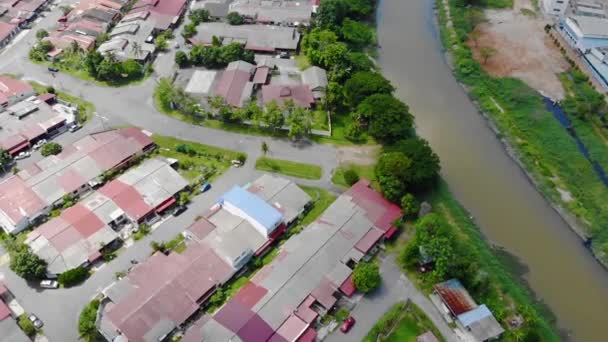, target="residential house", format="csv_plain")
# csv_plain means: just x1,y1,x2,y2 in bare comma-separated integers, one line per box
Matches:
261,84,315,108
301,66,328,100
543,0,570,15
213,60,255,107
0,128,155,234
98,175,311,342
560,15,608,52
433,279,504,341
26,157,188,275
183,179,402,342
229,0,314,26
0,284,29,342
